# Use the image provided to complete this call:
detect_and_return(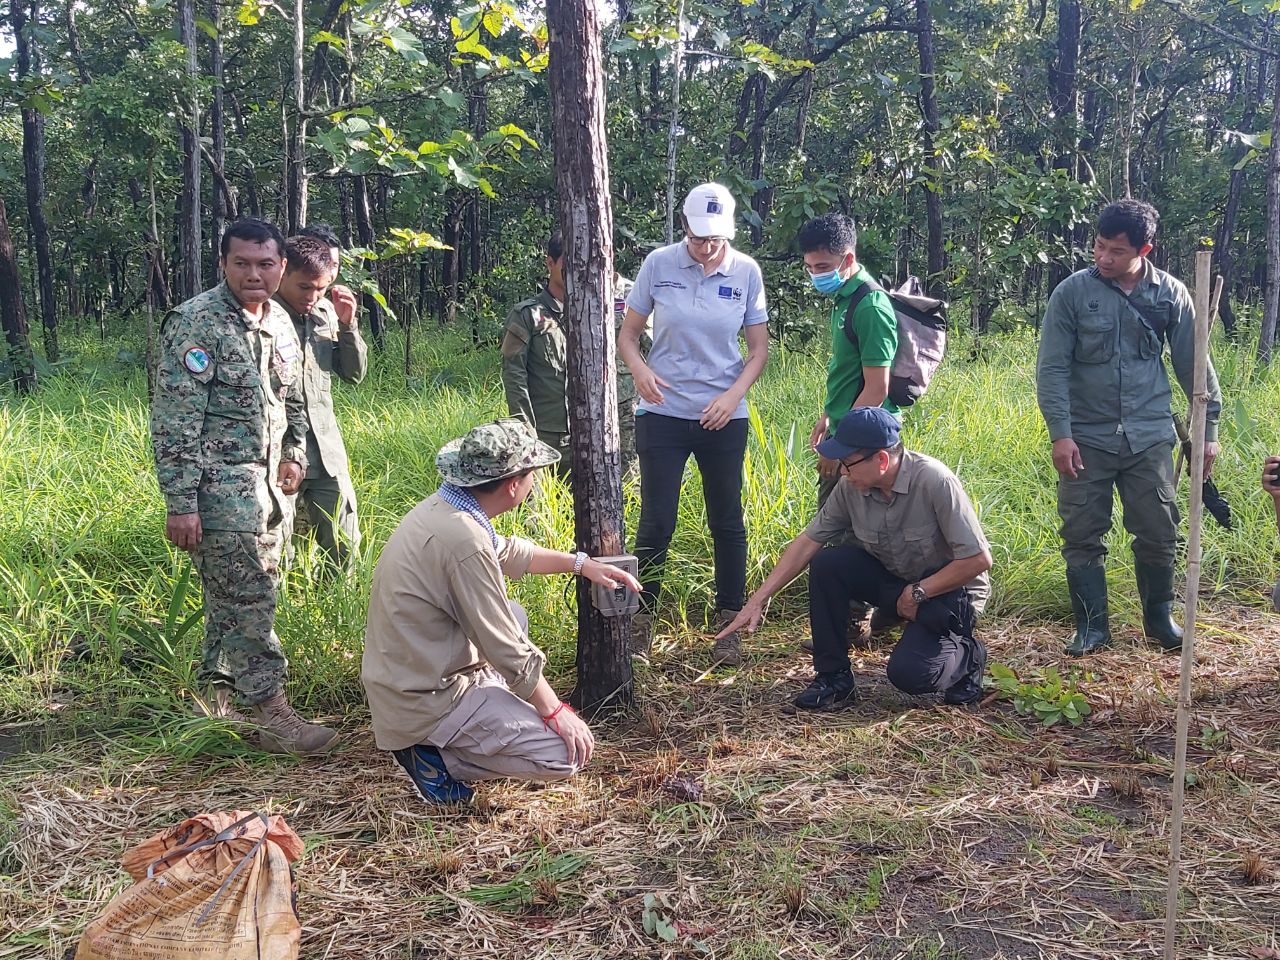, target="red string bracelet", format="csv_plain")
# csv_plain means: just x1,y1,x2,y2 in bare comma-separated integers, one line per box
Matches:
542,702,572,728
